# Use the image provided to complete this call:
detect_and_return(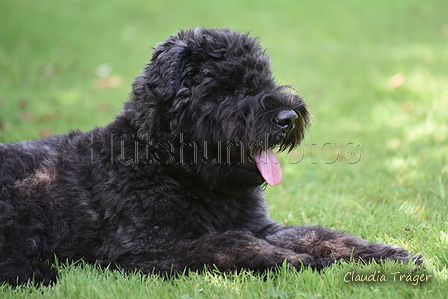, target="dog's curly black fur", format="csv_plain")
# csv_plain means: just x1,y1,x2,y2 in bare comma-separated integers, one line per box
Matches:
0,28,421,285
